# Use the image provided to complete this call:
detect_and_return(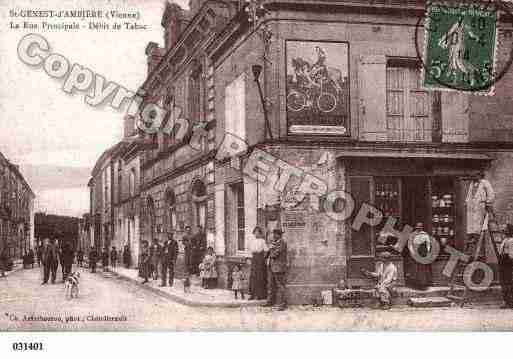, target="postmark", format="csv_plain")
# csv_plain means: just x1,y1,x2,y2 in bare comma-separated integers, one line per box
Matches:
421,1,499,94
